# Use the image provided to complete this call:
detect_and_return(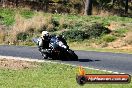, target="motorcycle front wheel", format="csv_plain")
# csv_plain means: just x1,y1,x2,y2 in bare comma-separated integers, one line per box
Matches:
61,49,78,61
67,49,78,61
42,53,48,59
